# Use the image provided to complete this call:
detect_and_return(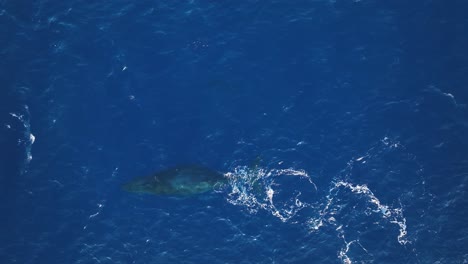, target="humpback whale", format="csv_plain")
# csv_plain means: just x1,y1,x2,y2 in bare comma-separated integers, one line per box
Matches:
122,165,226,196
